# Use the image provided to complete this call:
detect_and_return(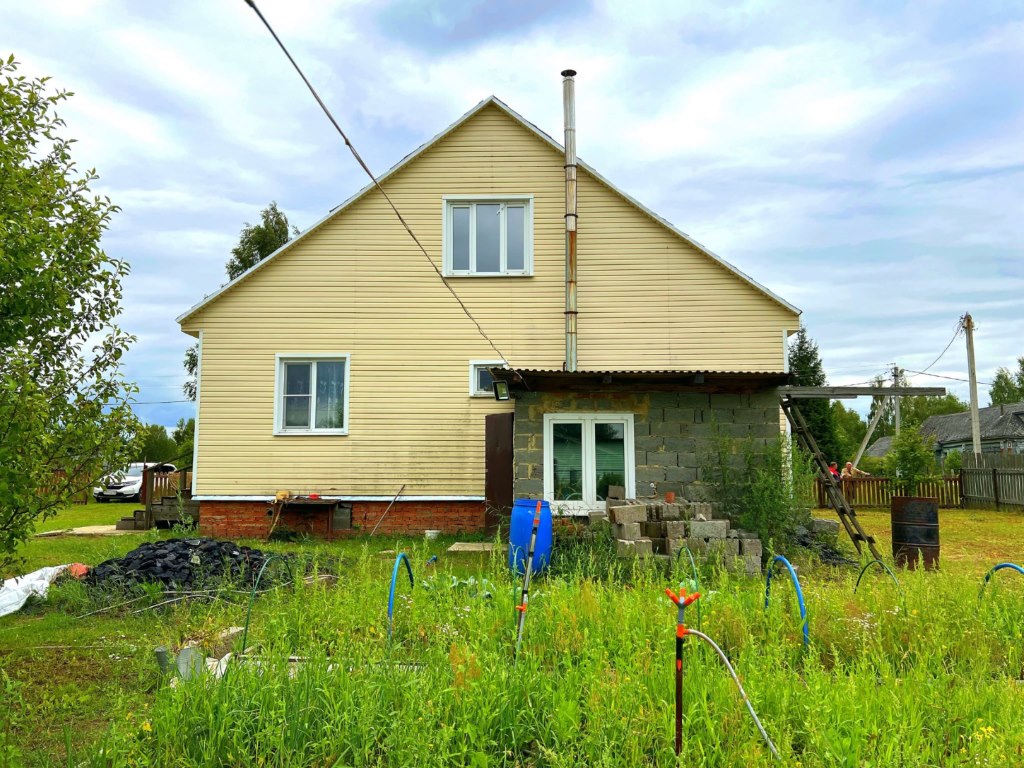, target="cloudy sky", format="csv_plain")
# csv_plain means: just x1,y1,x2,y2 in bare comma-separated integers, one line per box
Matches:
7,0,1023,427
